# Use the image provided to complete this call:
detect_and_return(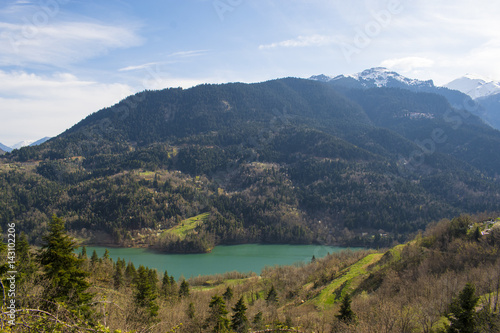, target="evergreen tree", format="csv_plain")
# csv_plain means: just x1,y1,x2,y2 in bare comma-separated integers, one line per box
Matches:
266,285,278,305
336,293,356,324
223,286,233,302
113,263,123,289
90,249,99,264
102,248,111,261
125,261,137,282
79,245,87,259
231,296,249,333
134,265,159,317
252,311,264,331
148,268,159,294
16,232,35,285
207,295,230,333
179,280,190,298
161,270,171,296
447,283,479,333
38,215,92,311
